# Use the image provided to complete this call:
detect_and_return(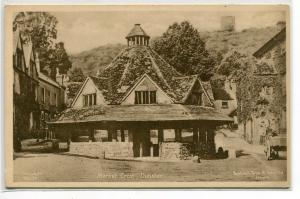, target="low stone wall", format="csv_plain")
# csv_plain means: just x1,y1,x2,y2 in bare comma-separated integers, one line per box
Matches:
69,142,133,159
160,142,192,160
